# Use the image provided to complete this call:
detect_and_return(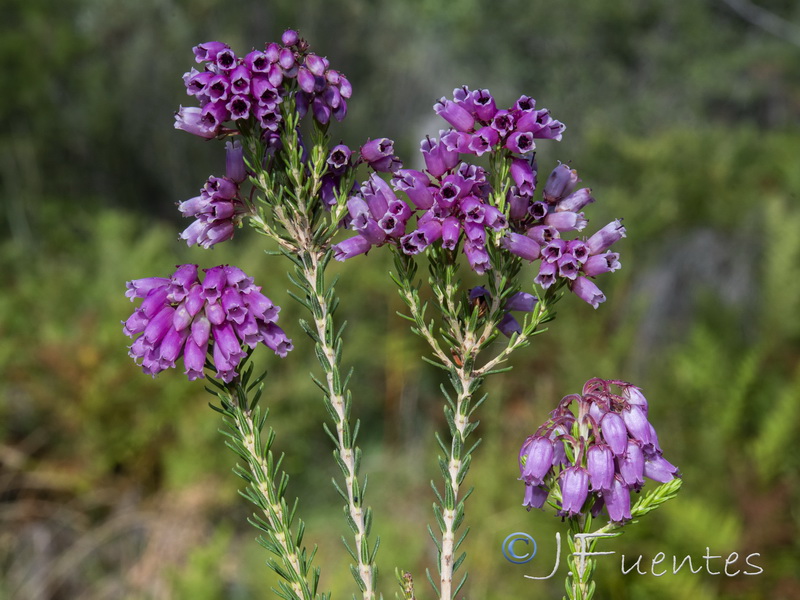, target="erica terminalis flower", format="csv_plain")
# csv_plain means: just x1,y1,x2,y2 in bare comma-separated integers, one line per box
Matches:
176,32,353,139
178,173,249,248
517,378,679,523
123,264,292,382
502,161,626,309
